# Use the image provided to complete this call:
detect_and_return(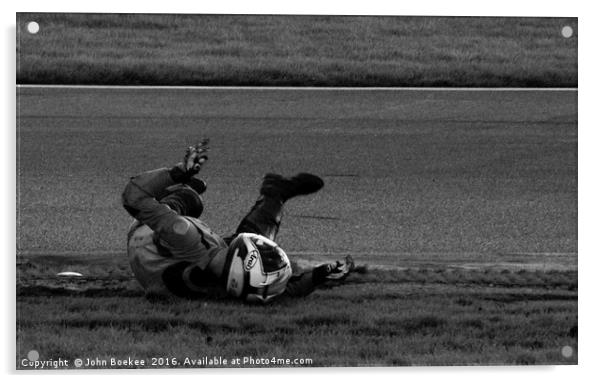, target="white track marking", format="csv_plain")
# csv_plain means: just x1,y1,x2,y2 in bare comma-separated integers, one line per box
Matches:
16,84,577,92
